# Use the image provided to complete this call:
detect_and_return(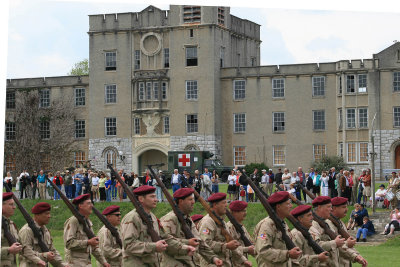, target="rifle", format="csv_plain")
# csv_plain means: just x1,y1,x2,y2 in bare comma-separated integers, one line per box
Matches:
2,216,17,245
147,164,195,239
296,182,351,239
180,175,234,242
107,164,160,242
3,183,50,253
238,168,296,250
201,180,253,247
91,205,123,248
46,177,96,240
